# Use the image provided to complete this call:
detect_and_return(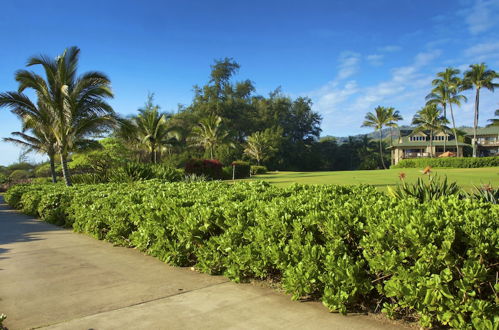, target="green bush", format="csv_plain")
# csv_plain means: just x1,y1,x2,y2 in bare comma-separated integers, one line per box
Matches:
392,156,499,168
231,161,251,179
8,169,31,181
250,165,268,175
6,181,498,329
387,176,461,202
